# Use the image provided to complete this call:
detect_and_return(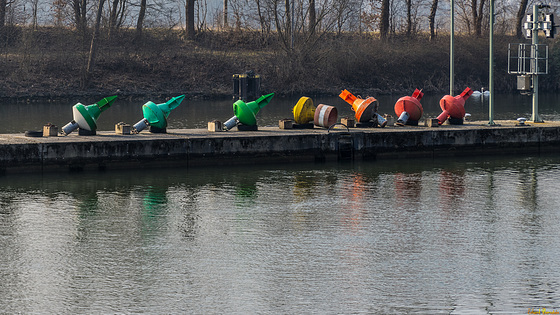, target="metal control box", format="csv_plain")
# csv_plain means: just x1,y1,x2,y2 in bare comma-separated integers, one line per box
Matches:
517,75,532,91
